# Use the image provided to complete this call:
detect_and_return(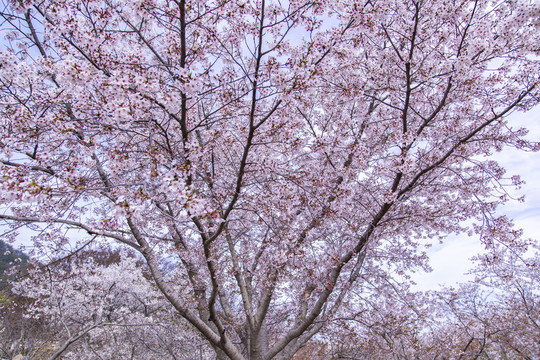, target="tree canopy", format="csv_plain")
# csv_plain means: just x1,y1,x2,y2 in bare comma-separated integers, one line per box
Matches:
0,0,538,359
